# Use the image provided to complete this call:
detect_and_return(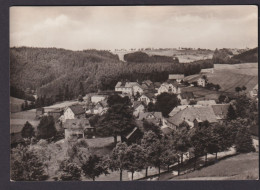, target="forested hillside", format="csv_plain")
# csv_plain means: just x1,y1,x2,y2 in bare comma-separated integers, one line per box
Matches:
212,47,258,64
10,47,213,101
